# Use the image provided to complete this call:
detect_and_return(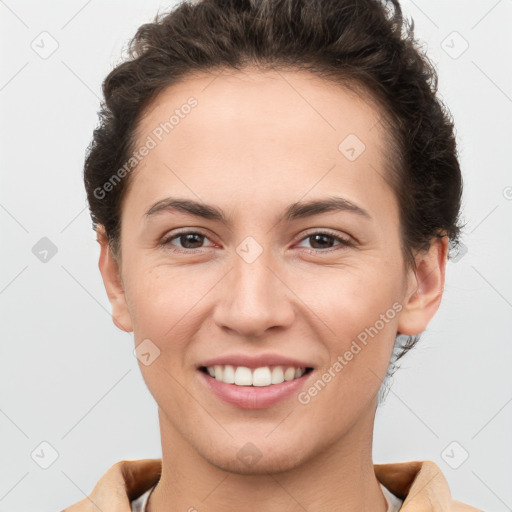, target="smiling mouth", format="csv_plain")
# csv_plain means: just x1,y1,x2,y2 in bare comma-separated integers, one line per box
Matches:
199,365,314,387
